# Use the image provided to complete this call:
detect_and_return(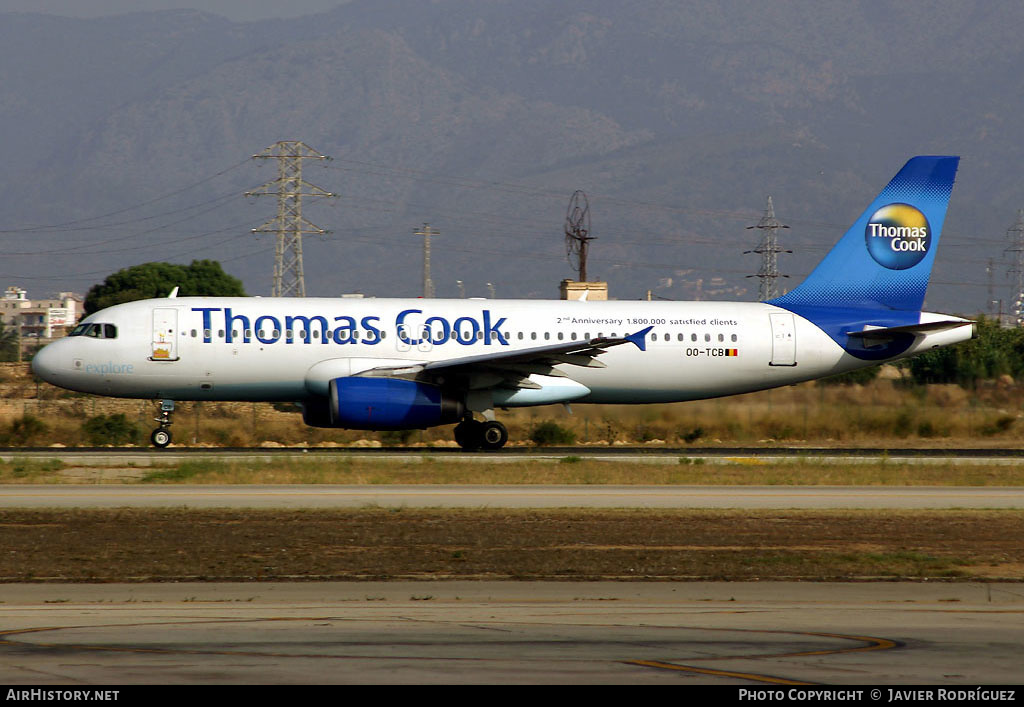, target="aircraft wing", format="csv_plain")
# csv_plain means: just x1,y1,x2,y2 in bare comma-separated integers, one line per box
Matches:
355,326,653,389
